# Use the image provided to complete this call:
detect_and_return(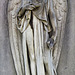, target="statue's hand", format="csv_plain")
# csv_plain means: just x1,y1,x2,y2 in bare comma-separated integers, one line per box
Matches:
46,38,54,49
